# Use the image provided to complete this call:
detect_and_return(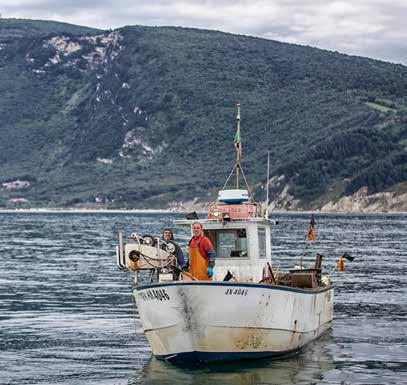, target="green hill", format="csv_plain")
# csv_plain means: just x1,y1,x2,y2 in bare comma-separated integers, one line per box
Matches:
0,19,406,209
0,18,99,38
